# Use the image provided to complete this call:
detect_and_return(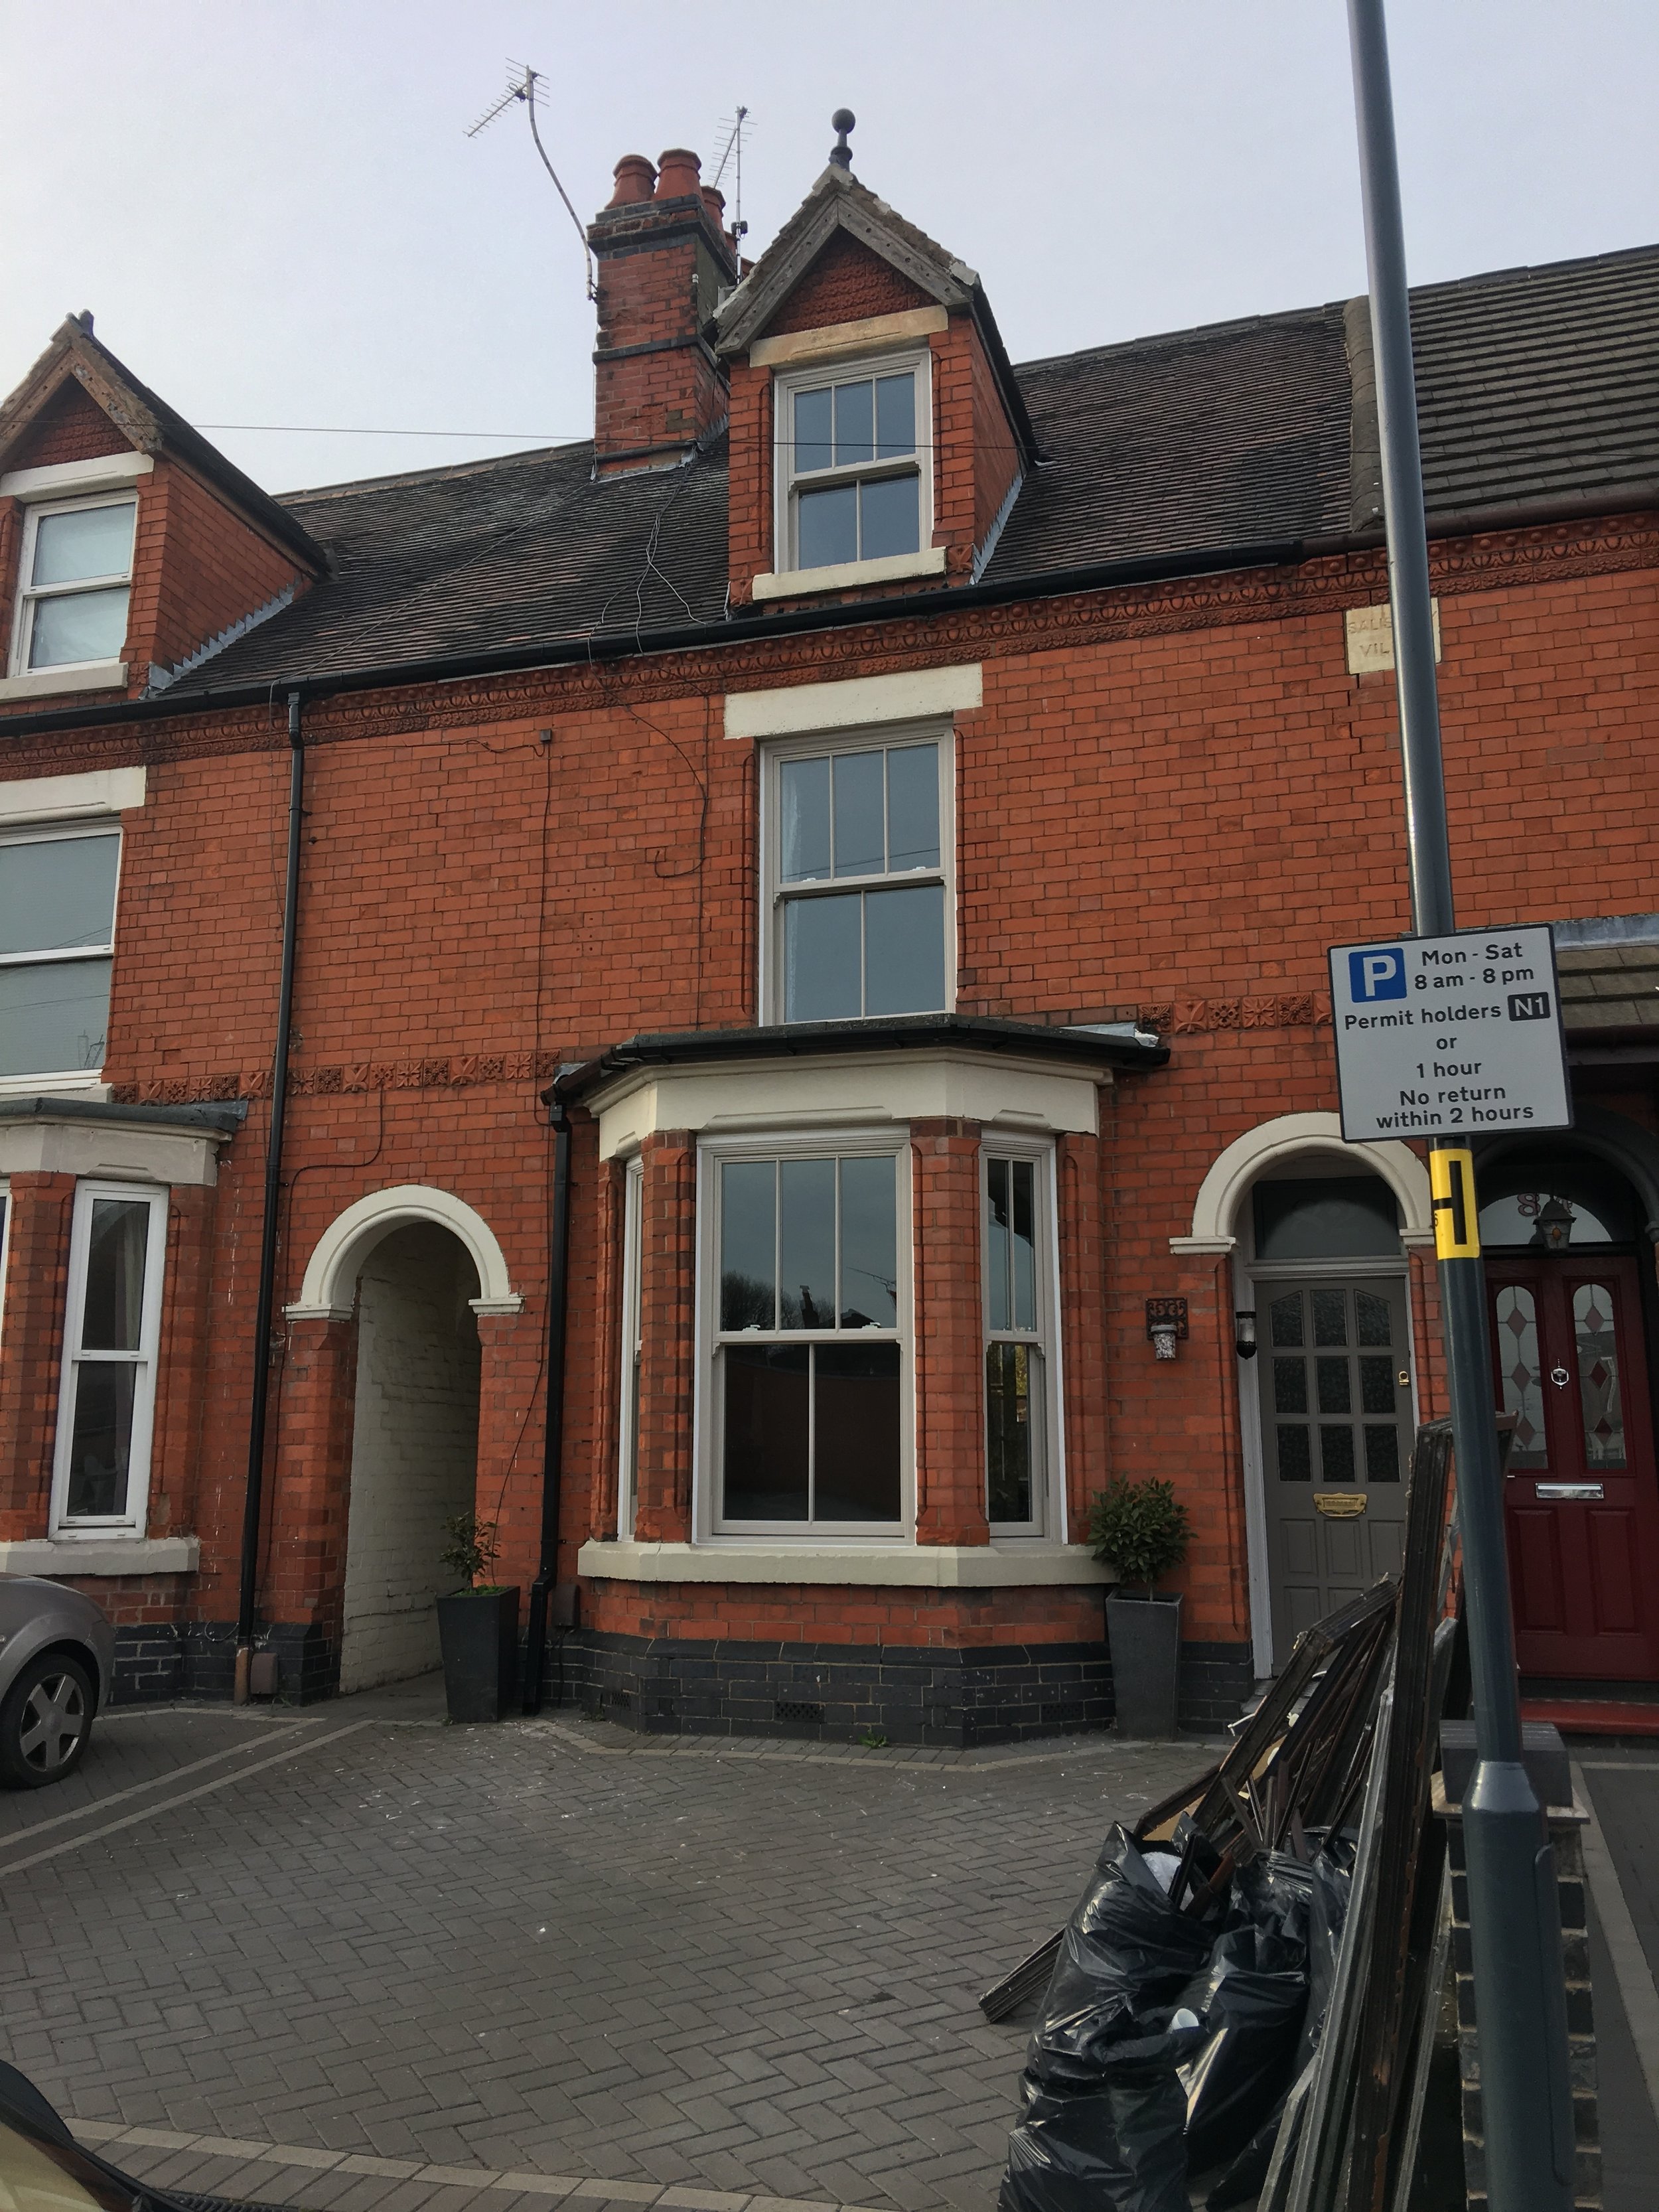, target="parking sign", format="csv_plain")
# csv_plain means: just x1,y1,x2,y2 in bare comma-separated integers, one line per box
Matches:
1327,924,1571,1142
